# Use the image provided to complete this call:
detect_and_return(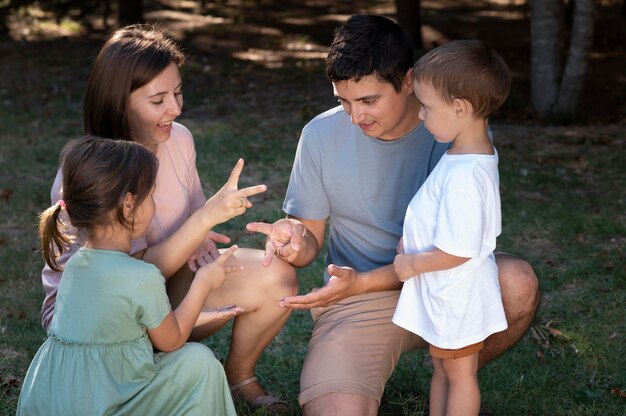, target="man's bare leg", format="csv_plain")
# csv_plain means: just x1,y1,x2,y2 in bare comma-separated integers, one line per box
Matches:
303,393,378,416
480,253,539,368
